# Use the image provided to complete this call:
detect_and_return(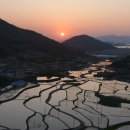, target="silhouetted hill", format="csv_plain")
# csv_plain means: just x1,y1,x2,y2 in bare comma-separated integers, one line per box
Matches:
0,19,96,60
0,19,97,84
0,18,76,57
63,35,115,52
97,35,130,44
